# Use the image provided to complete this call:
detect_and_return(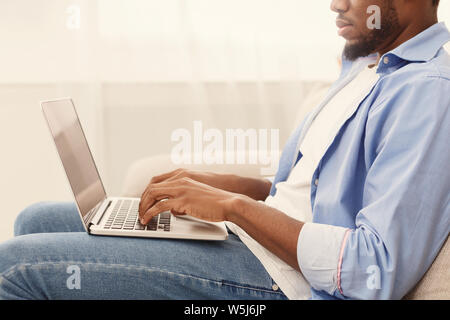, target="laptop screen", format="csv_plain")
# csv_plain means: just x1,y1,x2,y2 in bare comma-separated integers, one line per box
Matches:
41,99,106,224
